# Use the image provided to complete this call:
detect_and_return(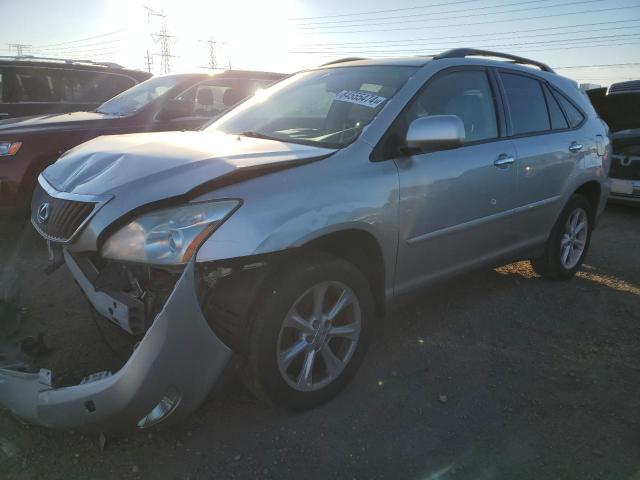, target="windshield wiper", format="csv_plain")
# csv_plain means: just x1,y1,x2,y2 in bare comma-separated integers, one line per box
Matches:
238,131,280,141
